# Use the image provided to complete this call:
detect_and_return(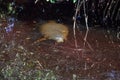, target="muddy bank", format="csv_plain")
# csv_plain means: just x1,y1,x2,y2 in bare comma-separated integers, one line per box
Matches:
0,21,120,79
